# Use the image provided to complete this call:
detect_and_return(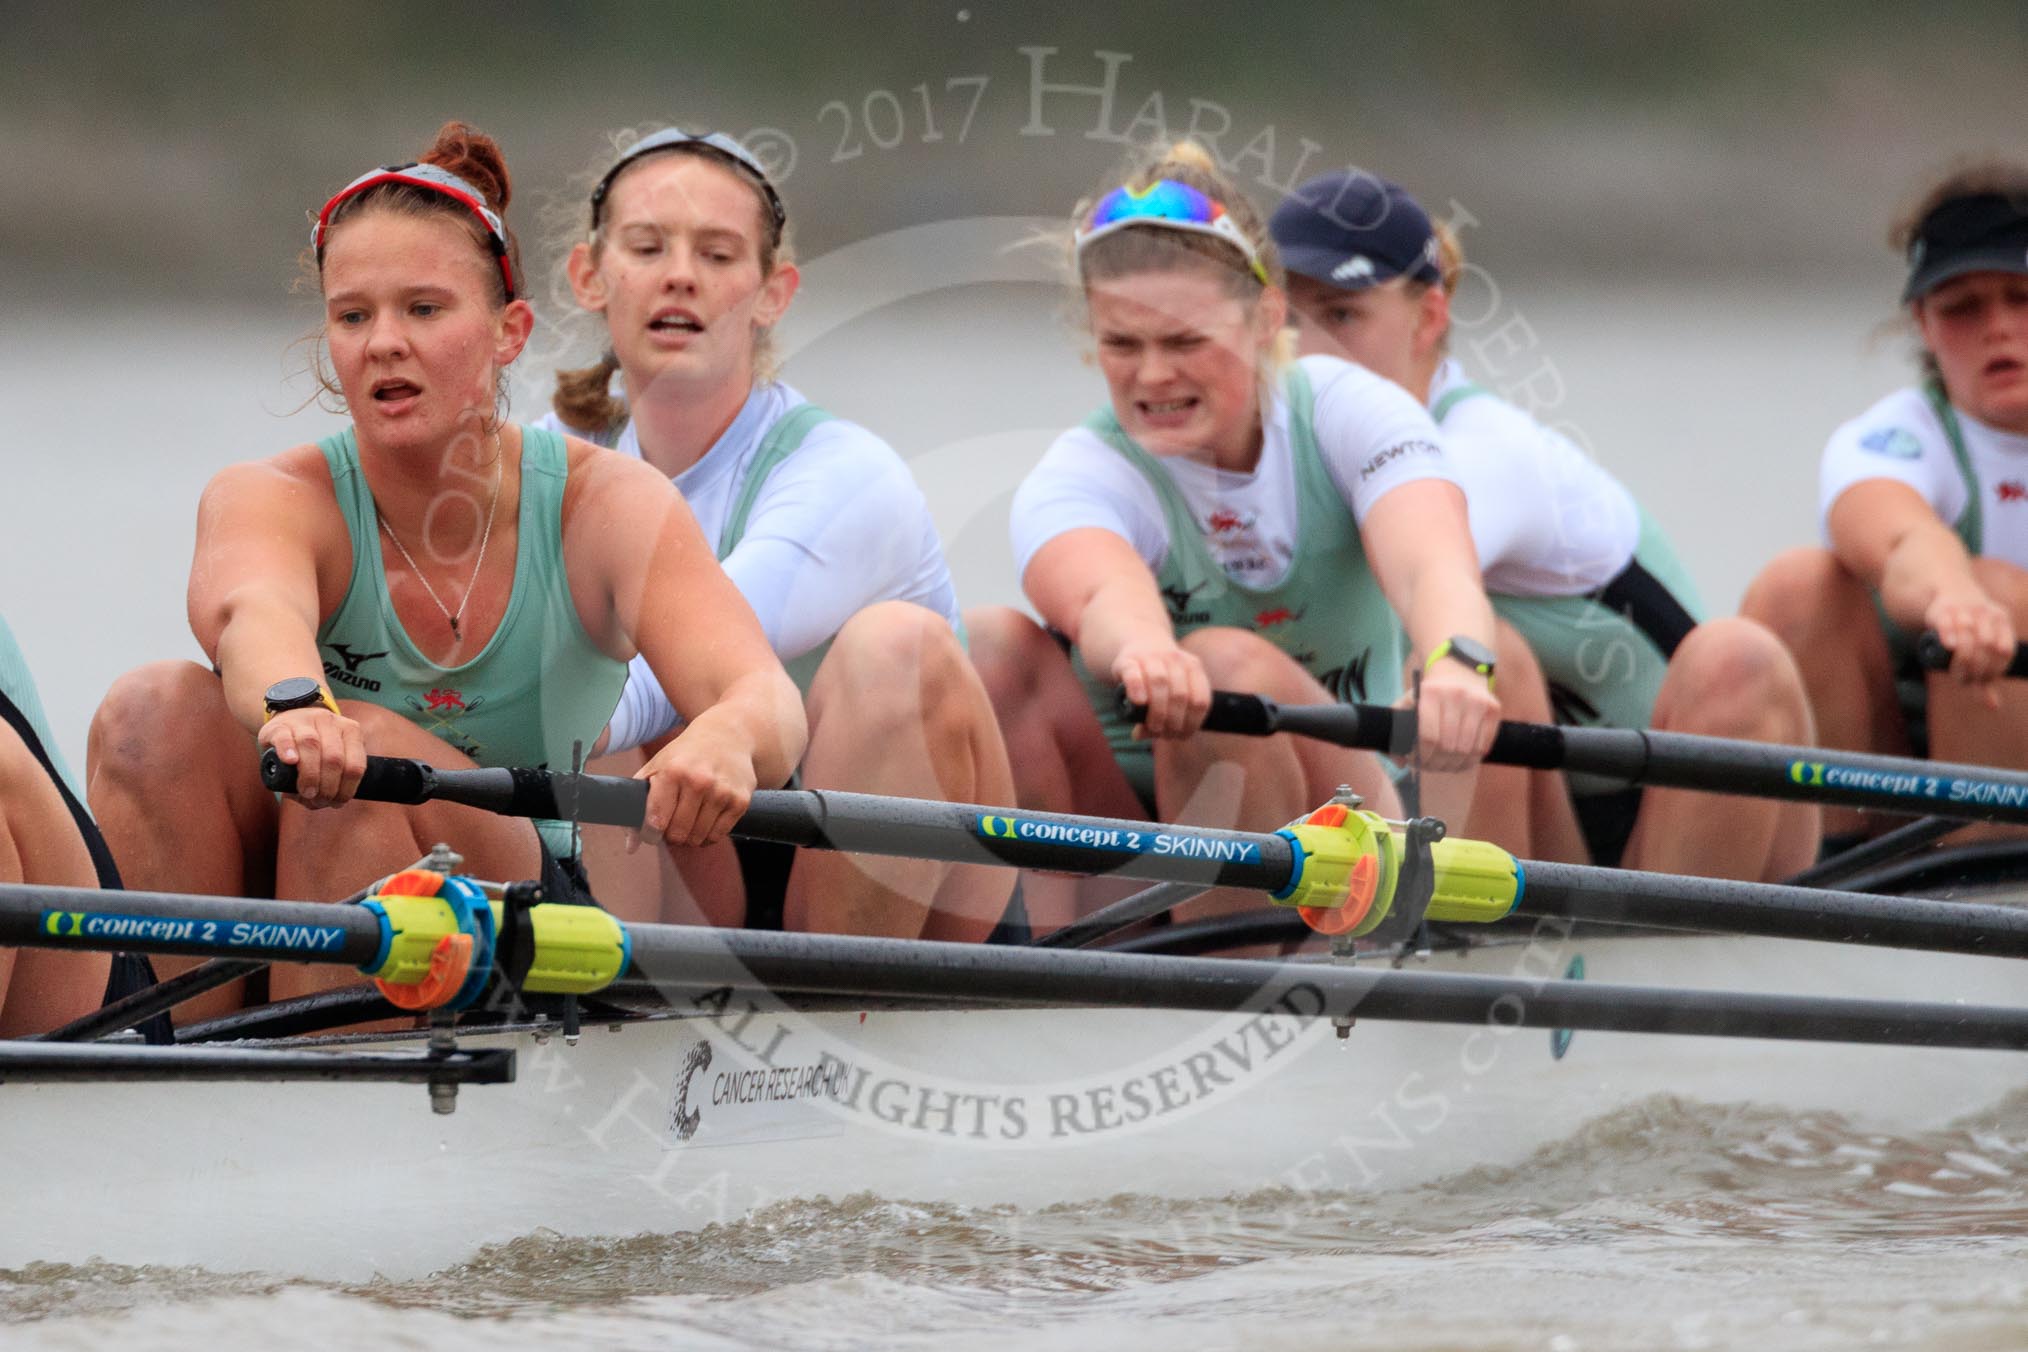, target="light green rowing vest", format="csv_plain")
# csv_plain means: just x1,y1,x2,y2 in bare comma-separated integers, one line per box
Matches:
714,403,838,691
1926,380,1984,554
1433,381,1704,775
1075,364,1408,802
316,425,628,858
0,615,80,800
